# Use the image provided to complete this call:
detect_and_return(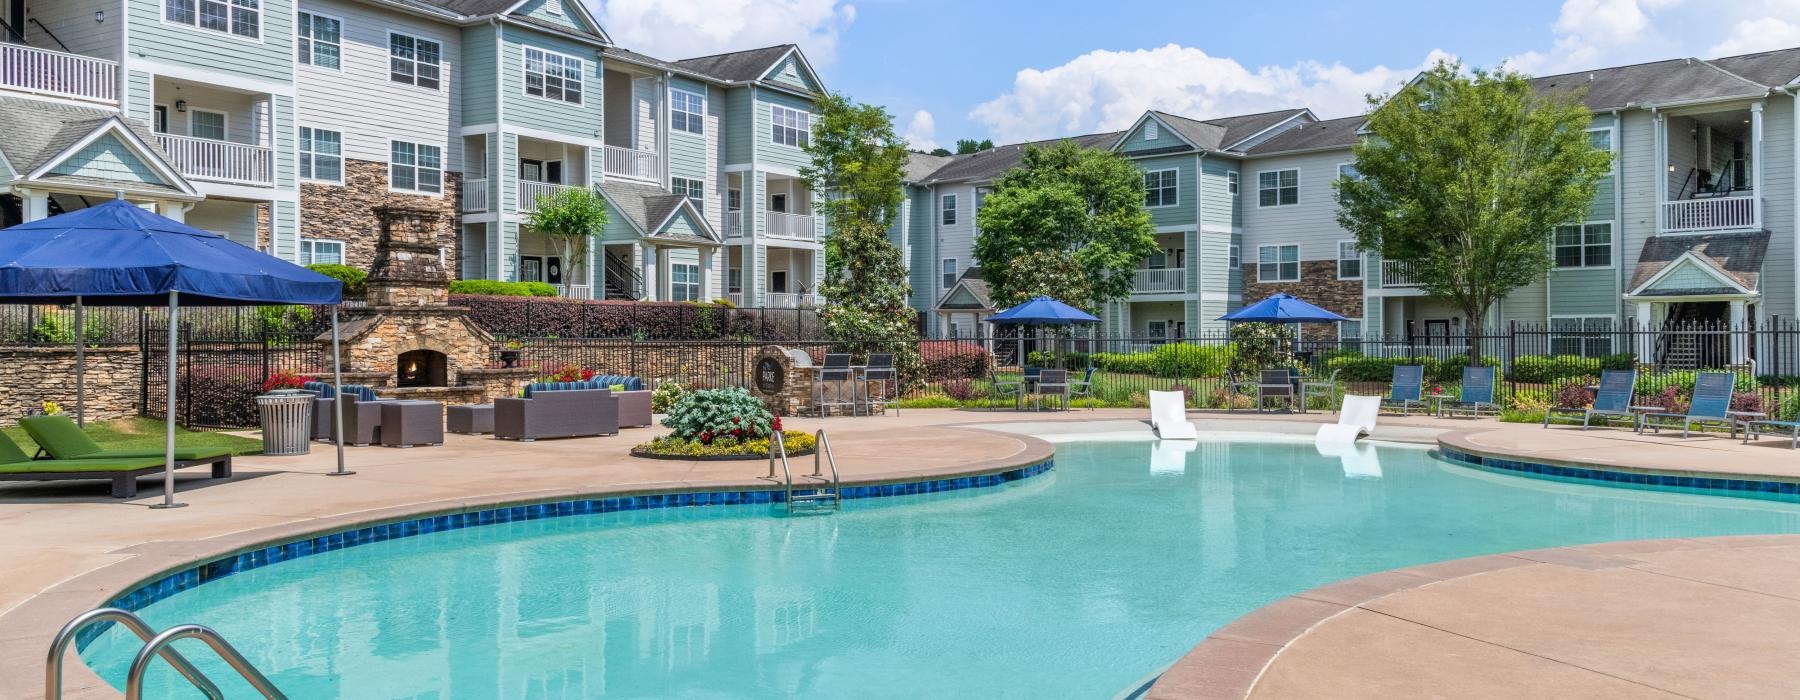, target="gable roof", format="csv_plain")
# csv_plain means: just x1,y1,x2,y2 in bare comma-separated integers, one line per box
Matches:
597,180,720,243
1708,48,1800,87
918,132,1122,184
674,45,797,82
403,0,608,41
1628,230,1770,296
903,151,957,183
935,267,993,311
1244,114,1366,156
0,96,195,197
